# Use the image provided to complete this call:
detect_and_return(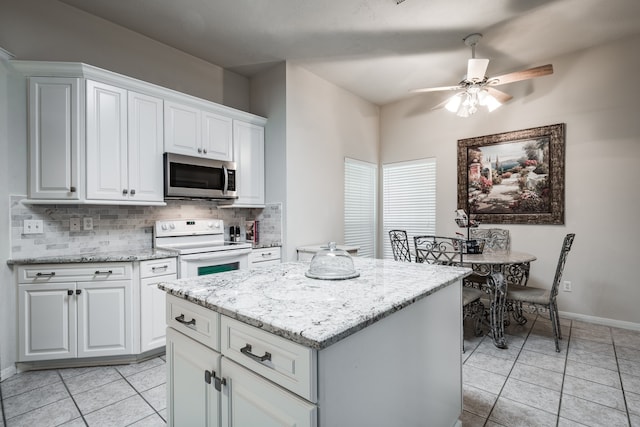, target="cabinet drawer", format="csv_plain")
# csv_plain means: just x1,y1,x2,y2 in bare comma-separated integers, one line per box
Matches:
249,247,281,264
18,263,131,283
139,258,177,278
166,294,219,351
221,316,317,402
